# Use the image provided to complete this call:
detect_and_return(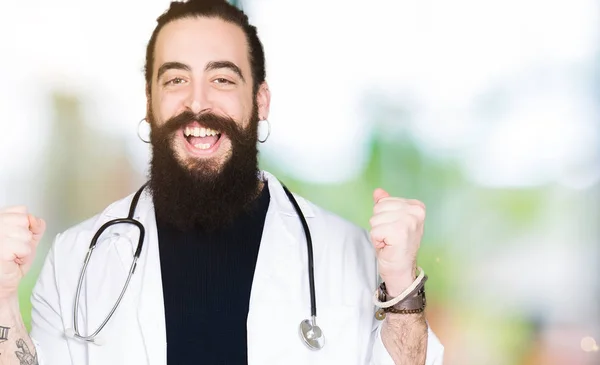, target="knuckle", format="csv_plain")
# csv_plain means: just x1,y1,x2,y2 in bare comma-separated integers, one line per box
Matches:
372,204,382,215
404,216,418,231
2,213,28,227
369,226,380,237
368,217,377,227
10,244,32,259
22,245,32,257
411,205,426,220
411,219,420,231
0,205,24,214
18,215,29,227
0,232,10,245
24,231,33,242
408,199,425,208
18,243,32,257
